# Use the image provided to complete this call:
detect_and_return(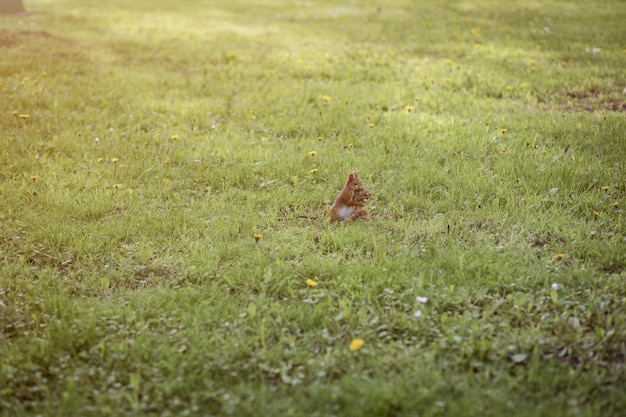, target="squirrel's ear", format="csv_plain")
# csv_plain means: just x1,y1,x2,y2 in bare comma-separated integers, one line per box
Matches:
348,173,355,181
